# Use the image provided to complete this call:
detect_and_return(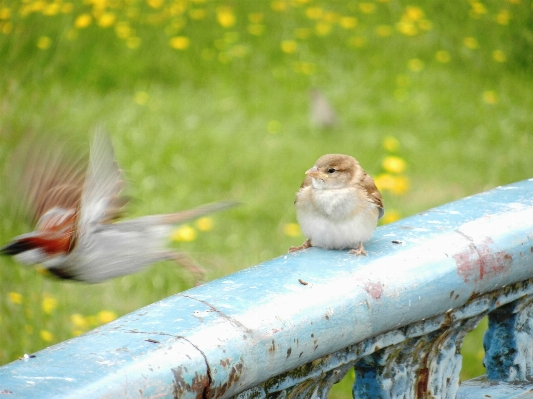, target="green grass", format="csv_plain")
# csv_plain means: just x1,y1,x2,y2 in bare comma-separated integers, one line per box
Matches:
0,1,532,397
